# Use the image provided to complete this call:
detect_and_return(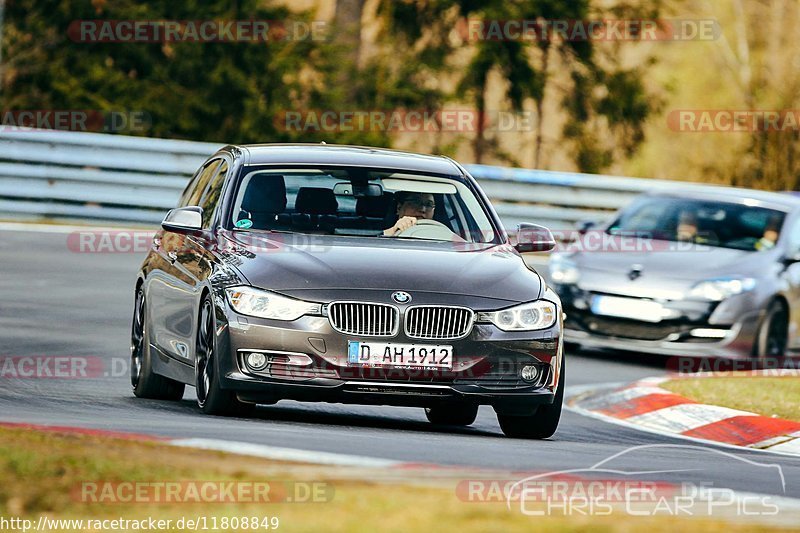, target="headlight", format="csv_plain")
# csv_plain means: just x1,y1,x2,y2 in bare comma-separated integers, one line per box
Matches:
687,278,756,302
480,301,558,331
225,286,321,320
549,255,580,284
